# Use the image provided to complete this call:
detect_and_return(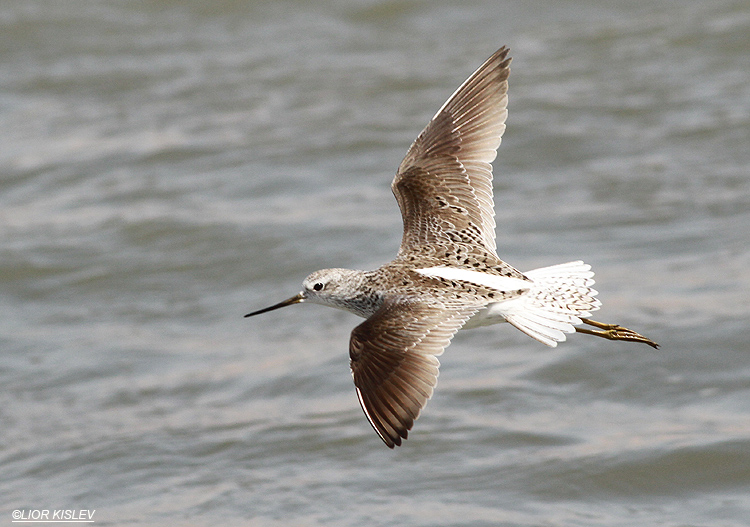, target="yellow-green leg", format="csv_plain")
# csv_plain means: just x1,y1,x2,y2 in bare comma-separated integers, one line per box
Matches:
576,318,659,349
